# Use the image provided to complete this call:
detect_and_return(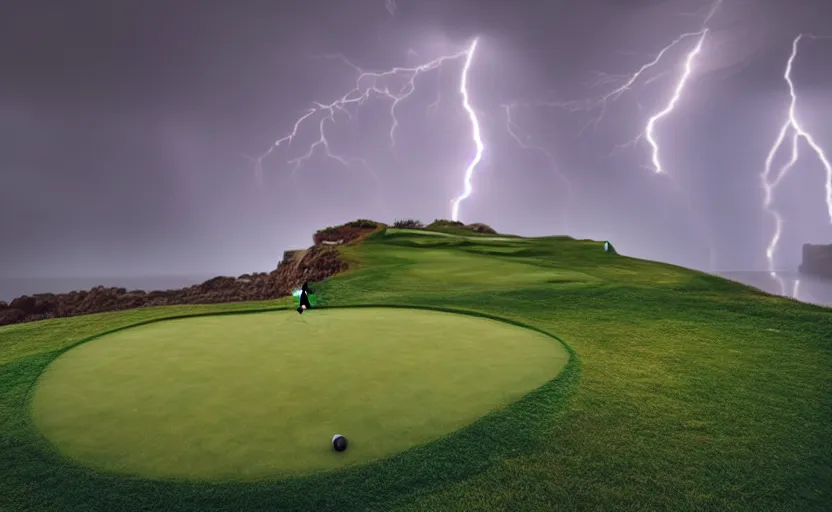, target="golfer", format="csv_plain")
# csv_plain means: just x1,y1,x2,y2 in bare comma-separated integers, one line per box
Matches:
297,281,313,314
